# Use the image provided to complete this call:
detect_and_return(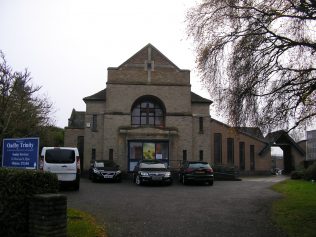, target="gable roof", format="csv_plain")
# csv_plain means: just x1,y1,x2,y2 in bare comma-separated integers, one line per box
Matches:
83,89,106,102
111,43,182,71
259,130,306,156
191,92,213,104
67,109,85,129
